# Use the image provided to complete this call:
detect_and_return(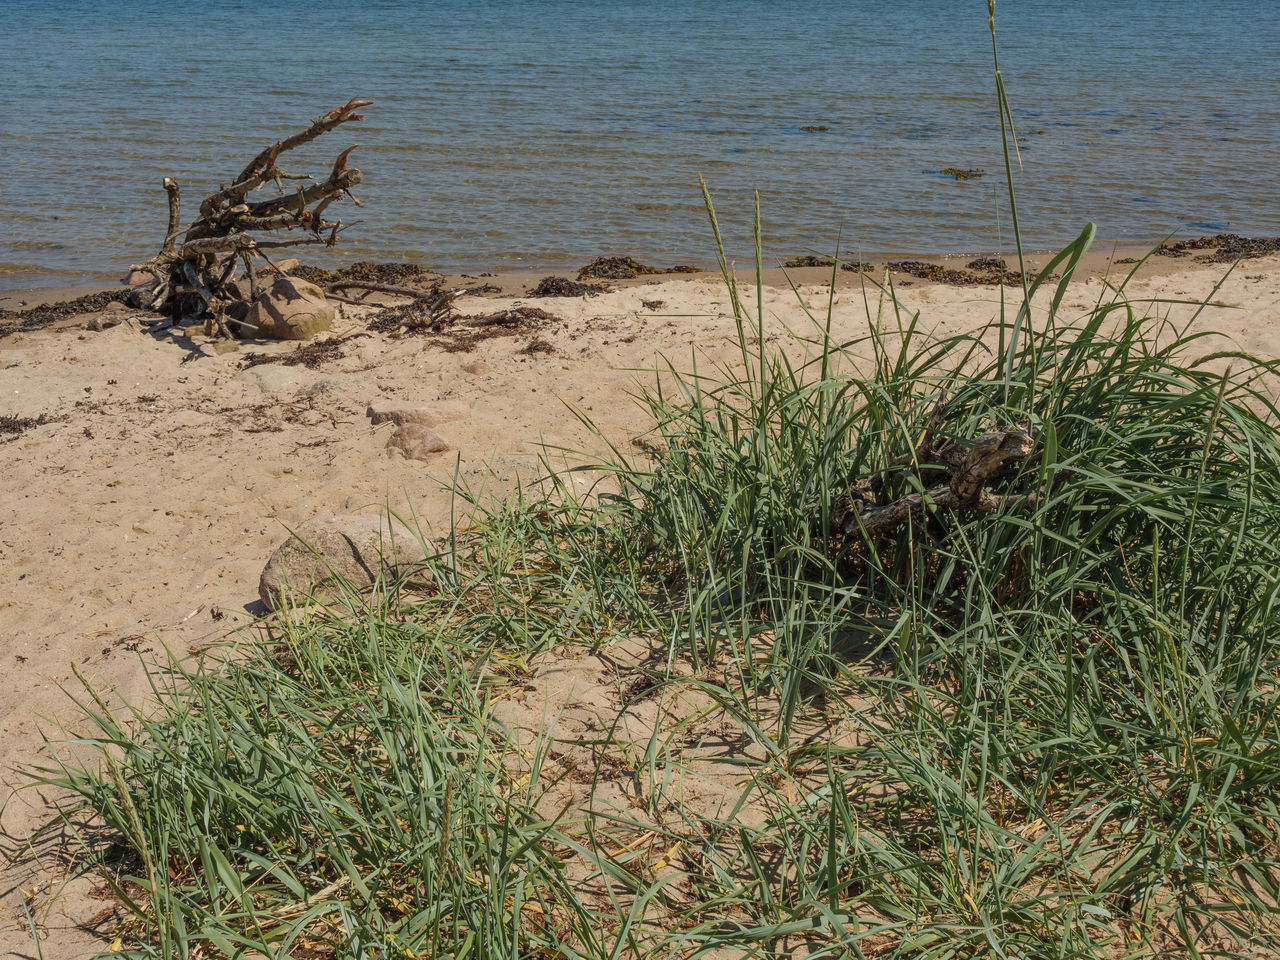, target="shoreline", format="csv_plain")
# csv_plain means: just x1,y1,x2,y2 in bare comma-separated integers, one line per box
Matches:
0,236,1262,315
